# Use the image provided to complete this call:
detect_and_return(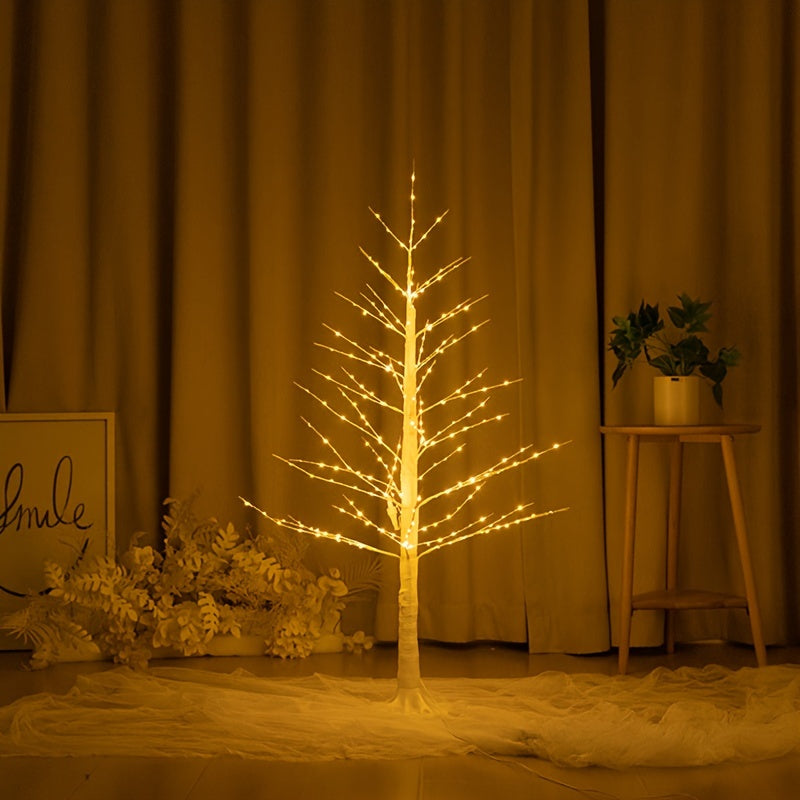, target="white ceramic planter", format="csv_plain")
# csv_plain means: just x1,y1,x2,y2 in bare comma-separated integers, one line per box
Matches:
653,375,700,425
